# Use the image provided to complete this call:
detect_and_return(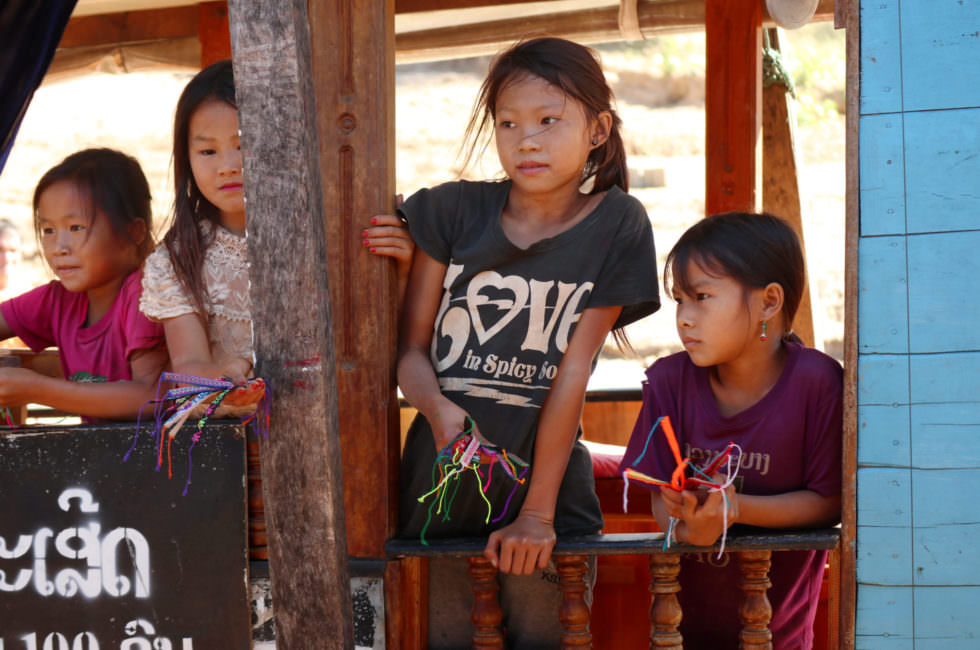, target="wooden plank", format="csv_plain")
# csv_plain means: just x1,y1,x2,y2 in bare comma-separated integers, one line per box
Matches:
903,109,980,235
857,236,908,354
58,6,198,50
855,525,913,587
857,468,911,527
396,0,516,12
914,586,980,643
307,0,399,558
898,1,980,112
858,113,905,237
705,0,761,214
395,0,834,63
761,28,814,347
580,399,642,446
384,558,428,650
198,1,231,67
841,2,860,645
909,352,980,404
854,586,914,643
857,404,910,469
857,354,909,407
908,231,980,353
858,0,902,115
226,1,354,647
910,403,980,469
